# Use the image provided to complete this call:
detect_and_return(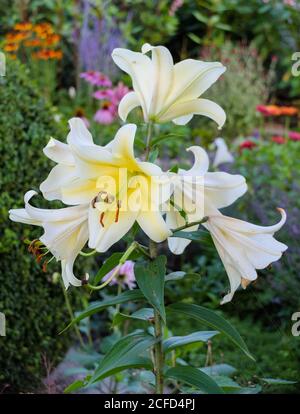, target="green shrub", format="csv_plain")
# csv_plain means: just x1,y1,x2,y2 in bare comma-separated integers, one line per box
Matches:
0,58,80,392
